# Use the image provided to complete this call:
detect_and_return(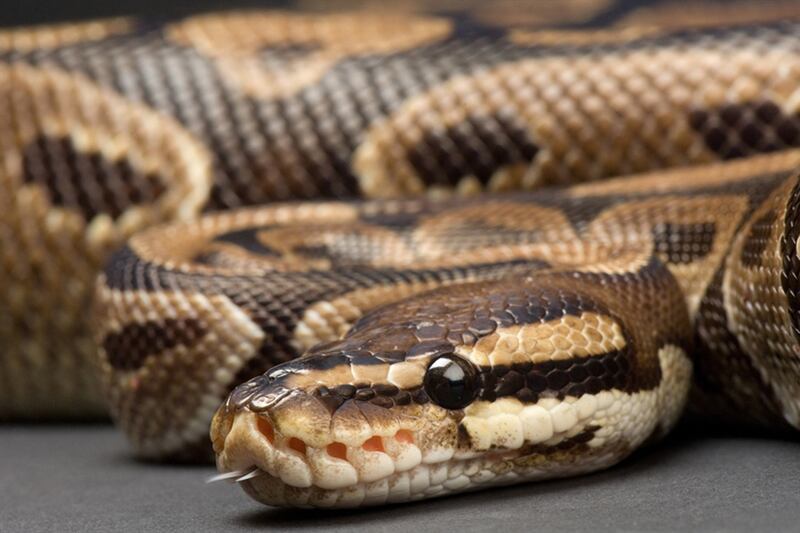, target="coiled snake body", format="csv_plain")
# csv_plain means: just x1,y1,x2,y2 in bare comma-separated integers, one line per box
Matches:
3,0,800,508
